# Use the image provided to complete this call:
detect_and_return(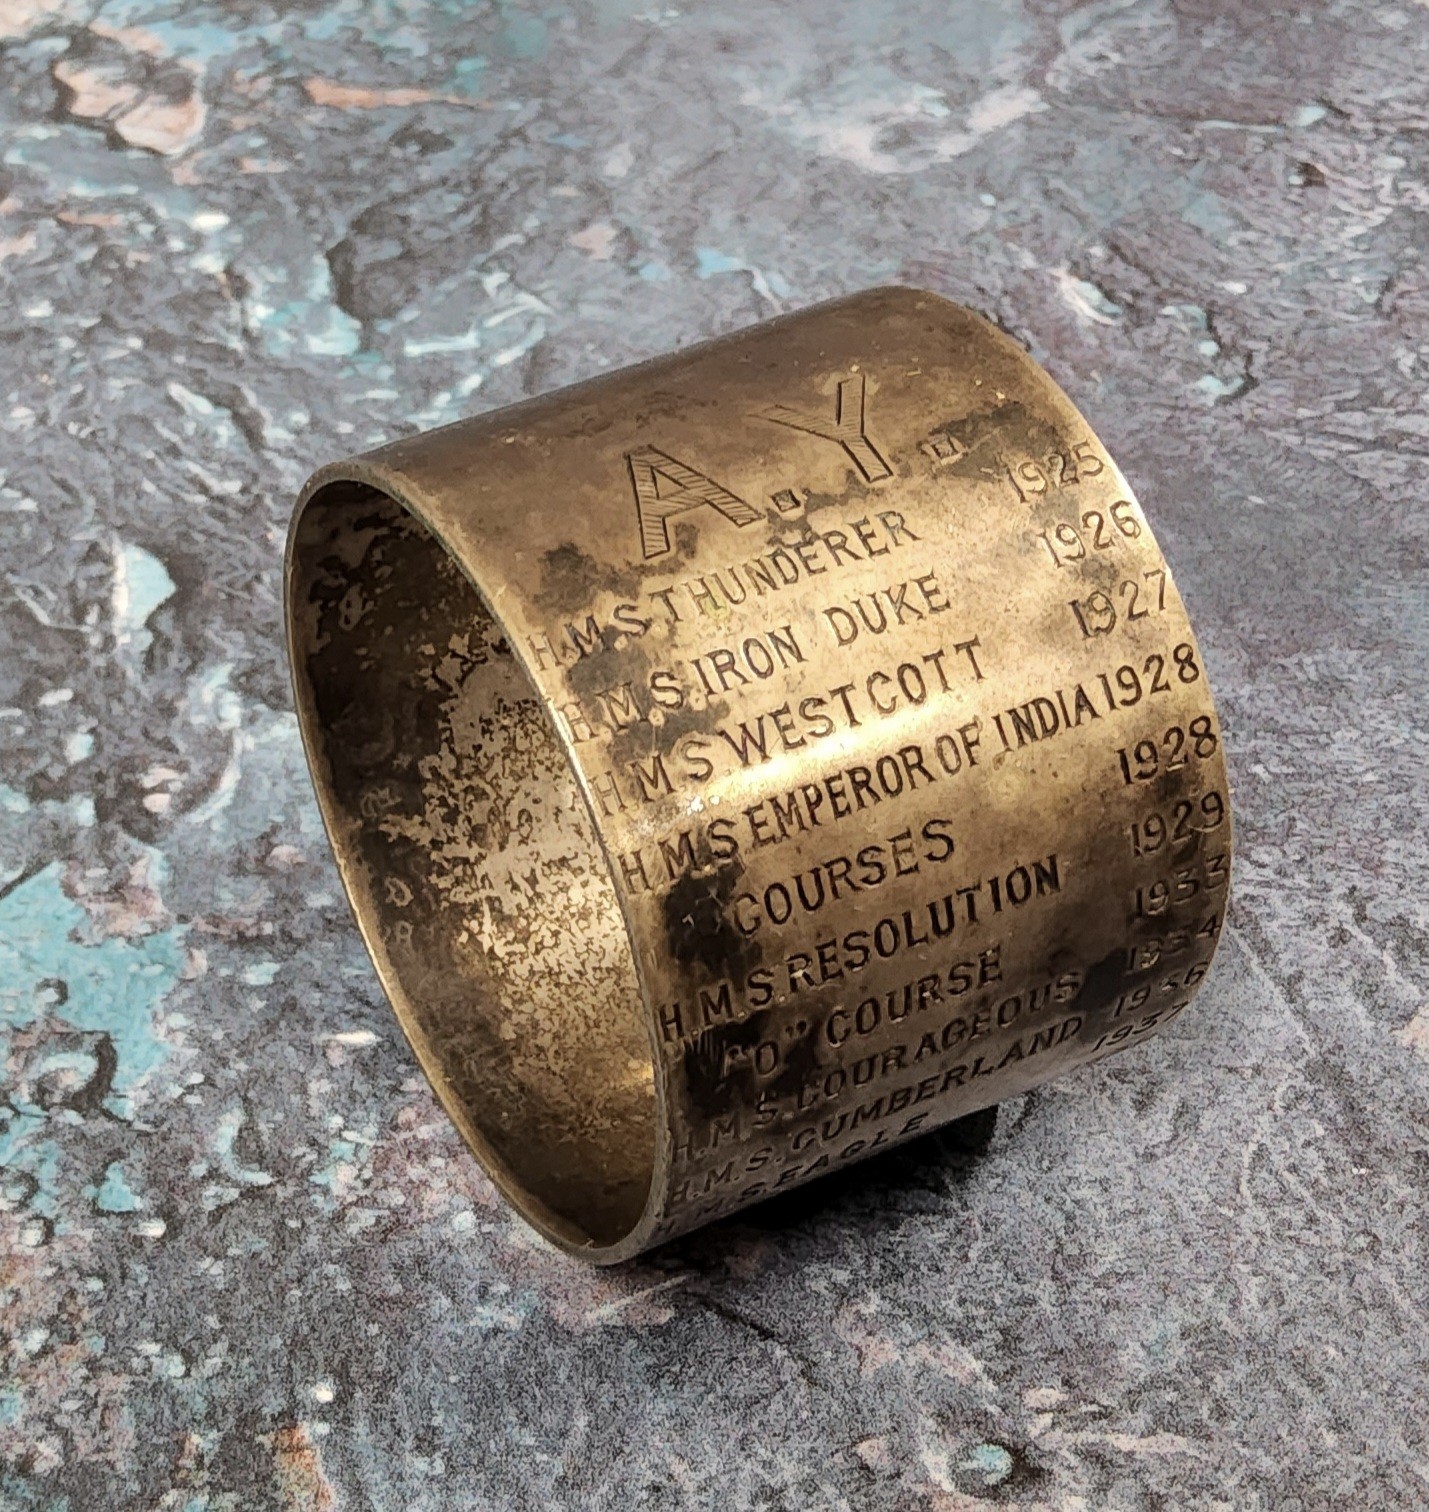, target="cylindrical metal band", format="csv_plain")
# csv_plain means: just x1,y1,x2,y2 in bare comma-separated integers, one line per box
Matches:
285,287,1231,1262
